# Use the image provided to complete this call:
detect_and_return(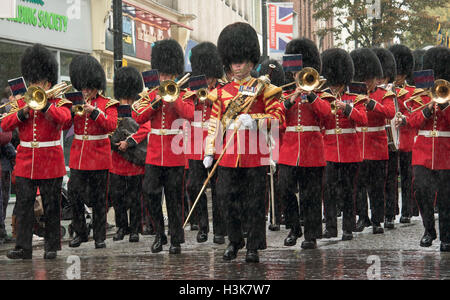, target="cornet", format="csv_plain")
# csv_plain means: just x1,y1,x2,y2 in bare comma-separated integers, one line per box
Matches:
196,88,209,102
